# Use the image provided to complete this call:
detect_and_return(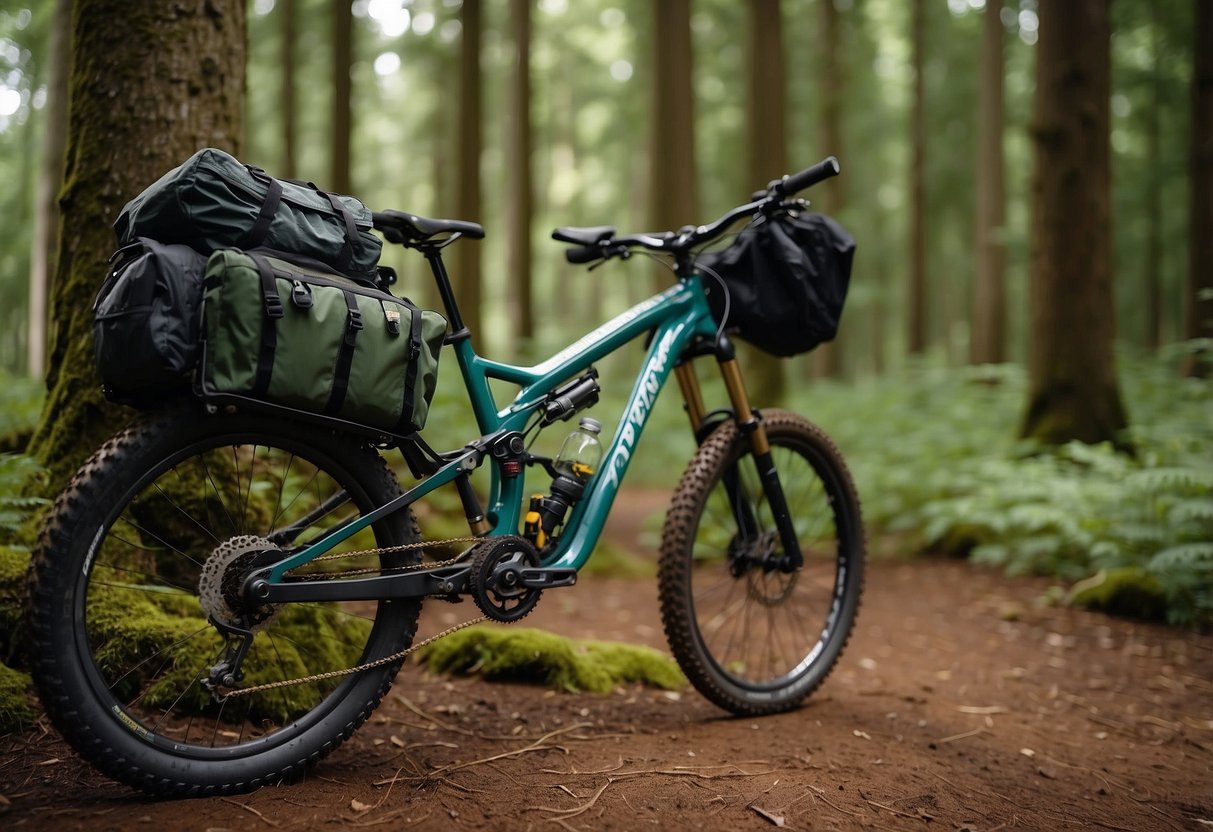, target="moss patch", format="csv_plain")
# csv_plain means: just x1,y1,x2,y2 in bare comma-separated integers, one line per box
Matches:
0,661,36,733
418,625,685,693
1068,568,1170,622
0,546,30,663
